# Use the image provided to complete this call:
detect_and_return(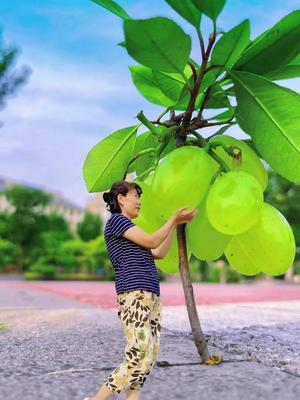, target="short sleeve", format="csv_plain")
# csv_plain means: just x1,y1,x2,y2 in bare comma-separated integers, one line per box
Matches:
109,213,135,237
